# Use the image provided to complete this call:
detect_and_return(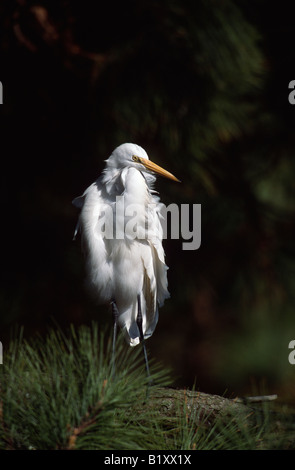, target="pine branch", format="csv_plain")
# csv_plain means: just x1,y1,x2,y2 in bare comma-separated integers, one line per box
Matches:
0,324,294,450
146,387,251,428
66,379,107,450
